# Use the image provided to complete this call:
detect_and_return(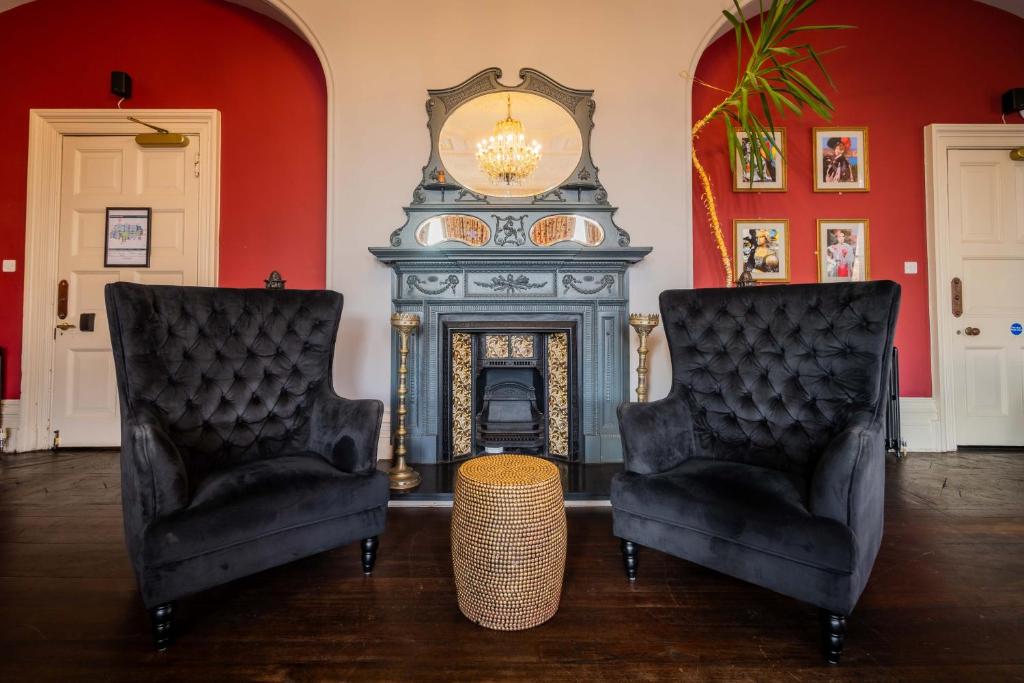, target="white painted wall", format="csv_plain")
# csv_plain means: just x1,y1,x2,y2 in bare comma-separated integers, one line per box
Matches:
280,0,736,407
